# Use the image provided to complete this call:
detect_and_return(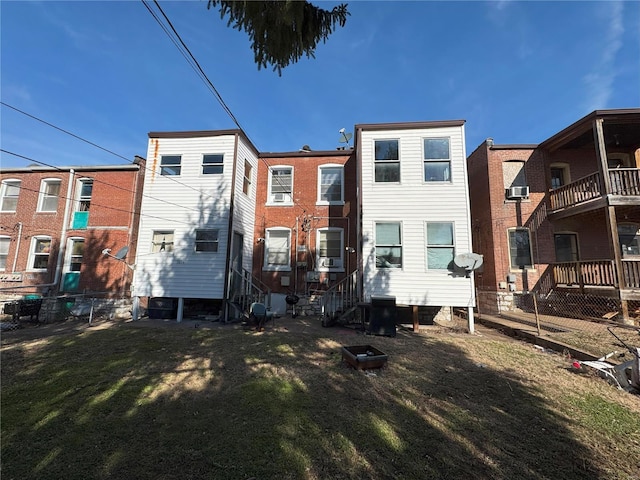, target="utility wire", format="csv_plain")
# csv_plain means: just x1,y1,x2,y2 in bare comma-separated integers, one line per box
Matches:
7,182,195,227
2,149,203,214
1,102,227,203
